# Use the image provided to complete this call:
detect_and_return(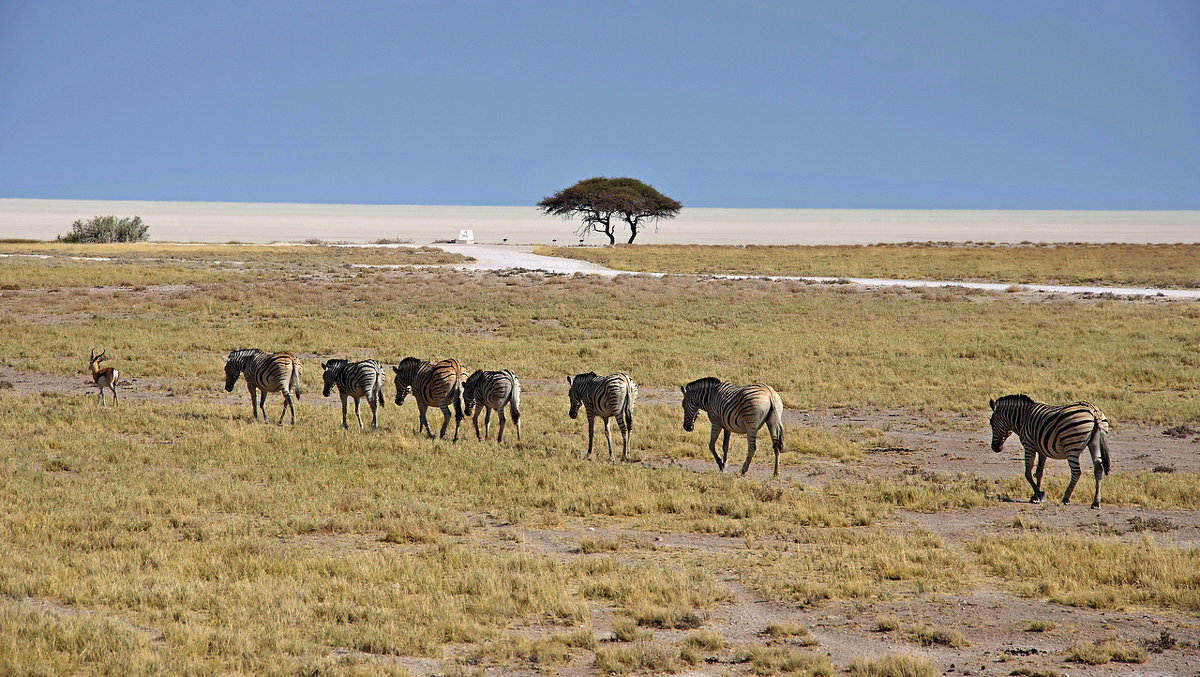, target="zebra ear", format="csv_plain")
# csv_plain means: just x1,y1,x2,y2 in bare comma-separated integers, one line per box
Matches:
989,398,995,410
392,365,400,374
221,353,229,363
680,385,686,395
565,375,572,387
